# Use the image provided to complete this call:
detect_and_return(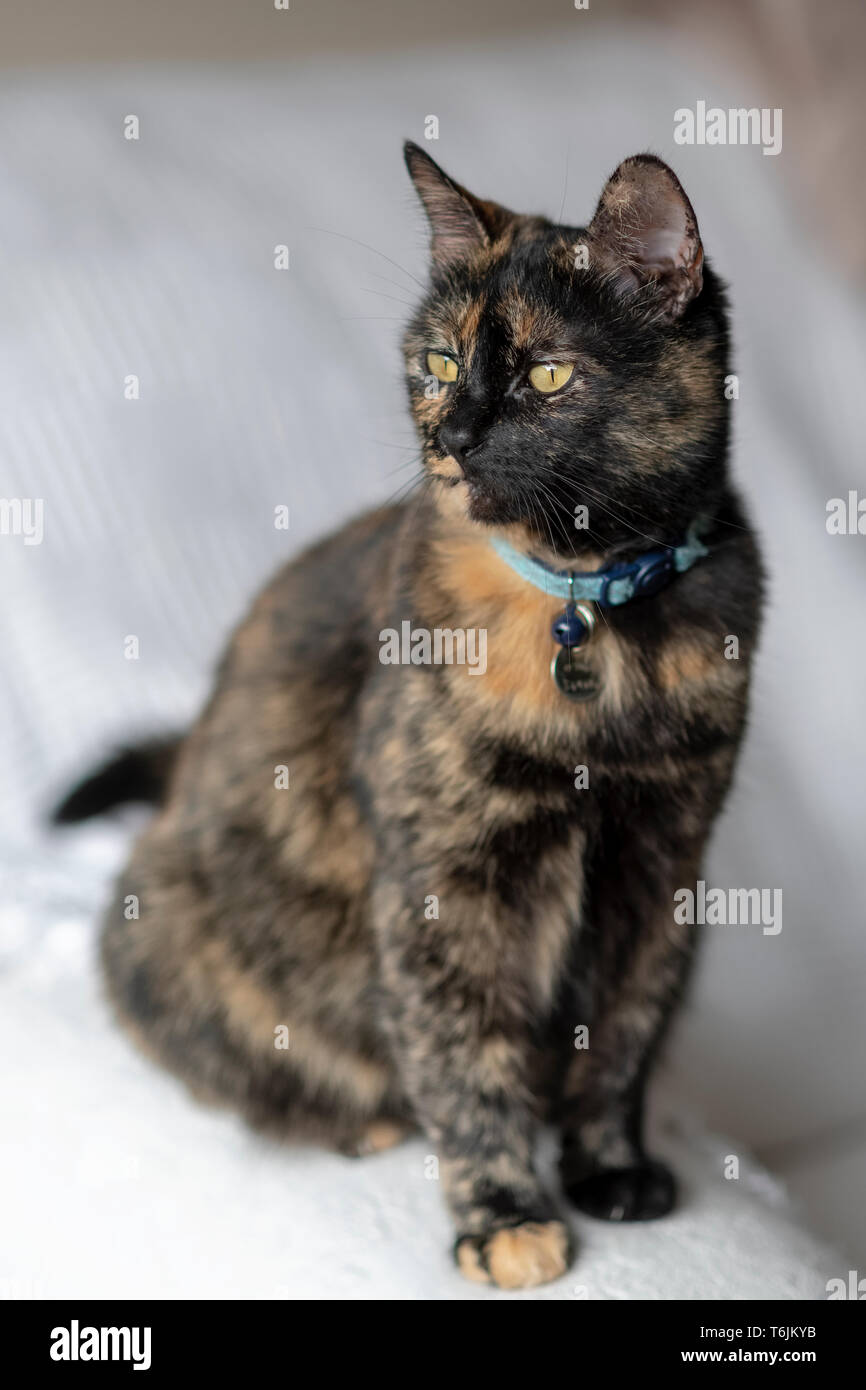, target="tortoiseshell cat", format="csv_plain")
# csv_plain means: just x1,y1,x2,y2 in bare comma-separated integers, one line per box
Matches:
58,145,762,1289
